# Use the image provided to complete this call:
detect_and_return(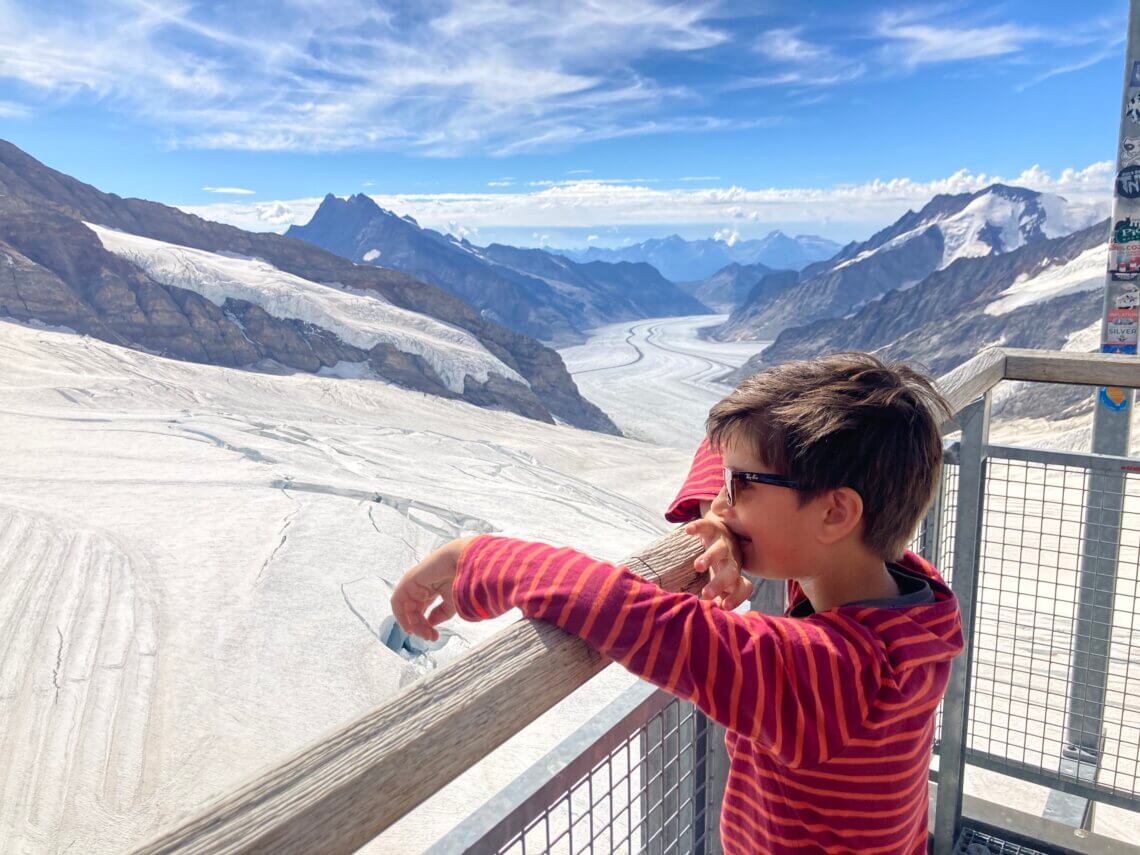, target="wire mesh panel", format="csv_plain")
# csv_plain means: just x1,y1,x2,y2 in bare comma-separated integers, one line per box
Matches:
930,461,960,750
964,449,1140,811
474,695,713,855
